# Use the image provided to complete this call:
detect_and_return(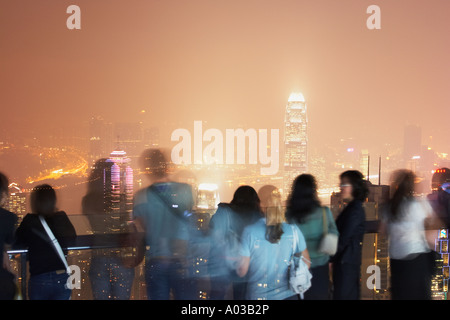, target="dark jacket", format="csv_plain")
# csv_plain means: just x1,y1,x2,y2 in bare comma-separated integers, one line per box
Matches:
0,208,17,270
331,200,366,265
15,211,76,276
